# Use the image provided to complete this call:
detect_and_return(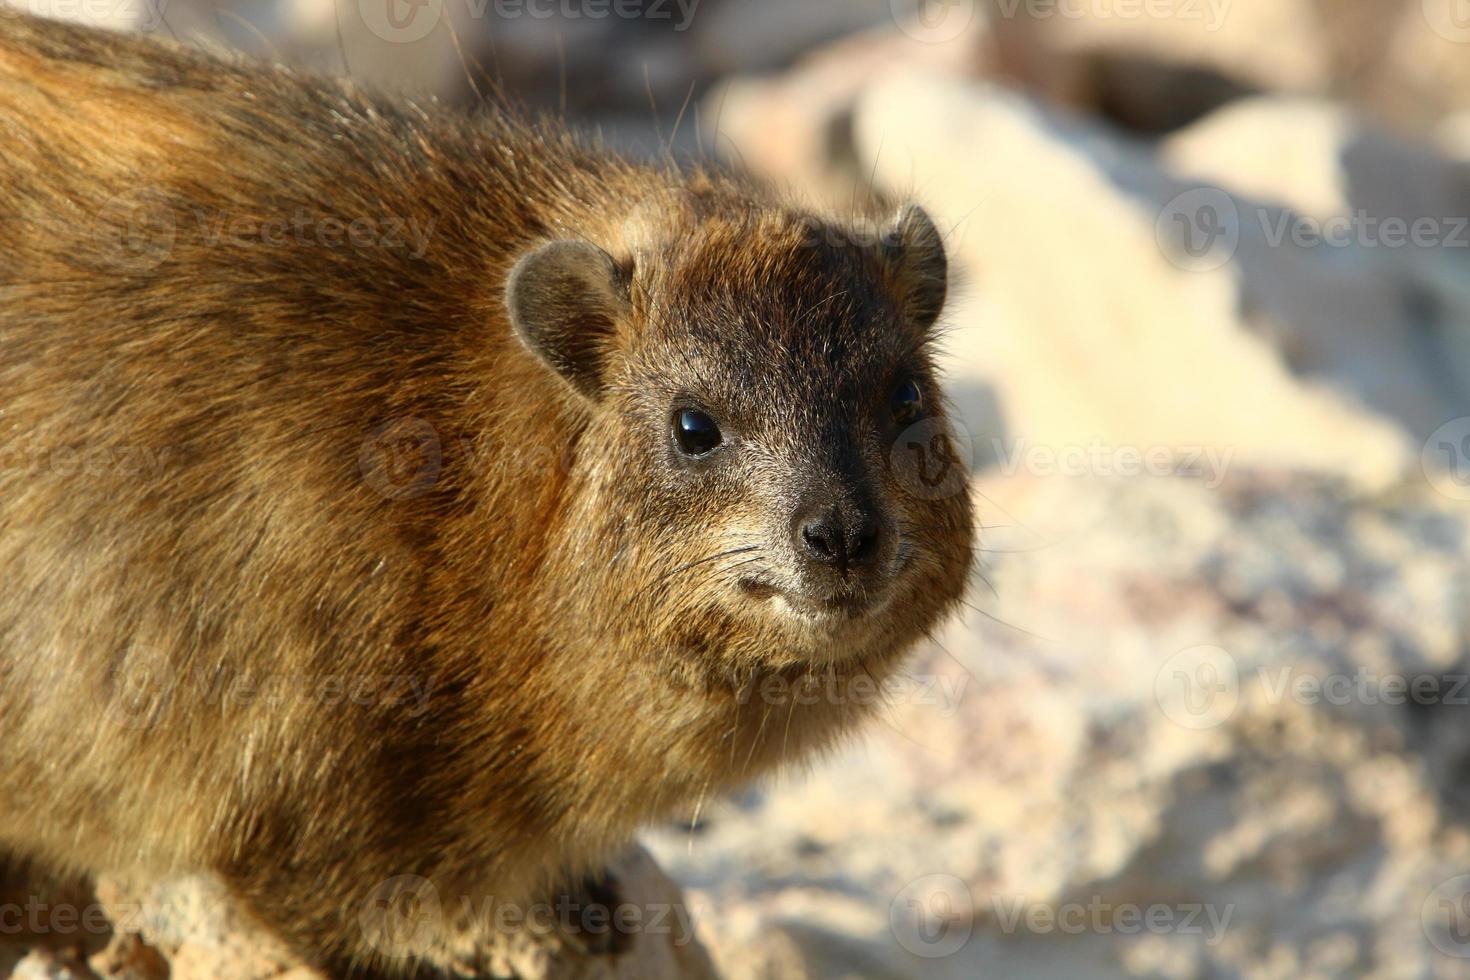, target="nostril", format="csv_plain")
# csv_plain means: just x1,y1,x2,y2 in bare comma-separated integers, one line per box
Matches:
803,524,835,559
796,505,884,574
799,510,850,569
